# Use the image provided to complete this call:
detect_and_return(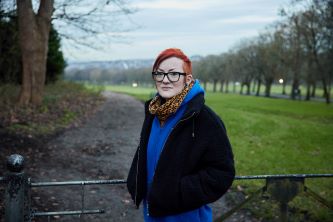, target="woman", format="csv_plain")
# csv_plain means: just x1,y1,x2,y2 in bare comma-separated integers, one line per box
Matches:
127,48,235,222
